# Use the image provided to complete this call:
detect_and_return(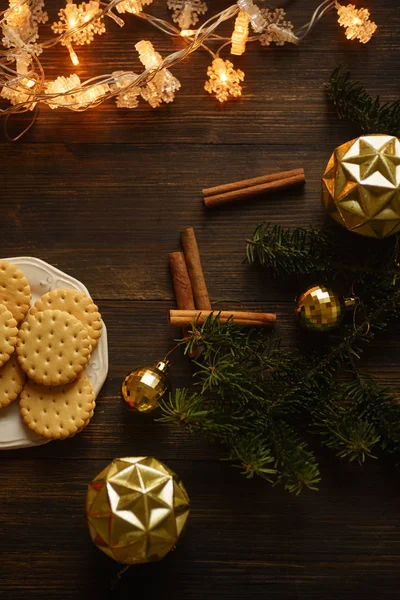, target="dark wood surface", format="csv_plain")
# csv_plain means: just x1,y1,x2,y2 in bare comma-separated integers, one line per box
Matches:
1,1,400,598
